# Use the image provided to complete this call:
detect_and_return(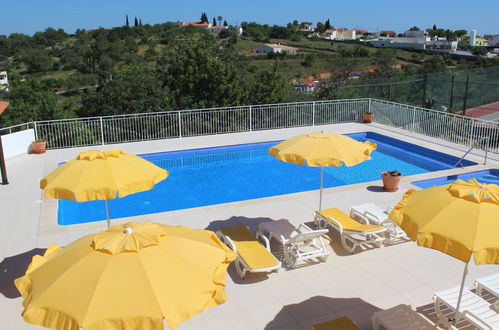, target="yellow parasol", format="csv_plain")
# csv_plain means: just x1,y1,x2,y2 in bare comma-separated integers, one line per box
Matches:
269,131,376,213
15,222,237,330
389,178,499,324
41,148,168,228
